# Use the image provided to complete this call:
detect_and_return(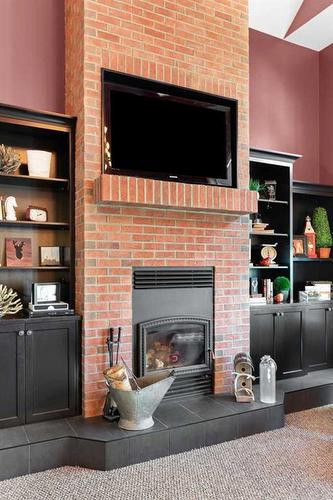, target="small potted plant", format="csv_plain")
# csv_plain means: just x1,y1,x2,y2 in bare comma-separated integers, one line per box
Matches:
312,207,333,258
273,276,290,303
249,178,263,199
